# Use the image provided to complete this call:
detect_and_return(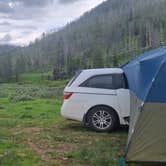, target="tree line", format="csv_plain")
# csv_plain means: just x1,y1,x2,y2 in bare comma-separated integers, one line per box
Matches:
0,0,166,82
